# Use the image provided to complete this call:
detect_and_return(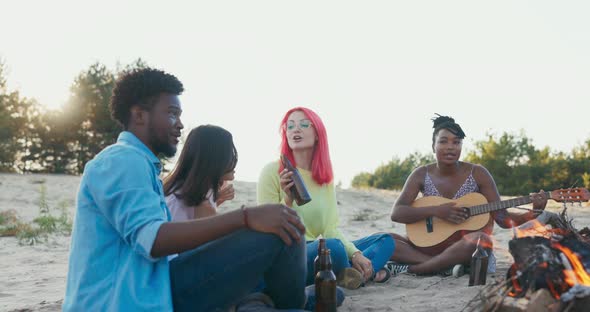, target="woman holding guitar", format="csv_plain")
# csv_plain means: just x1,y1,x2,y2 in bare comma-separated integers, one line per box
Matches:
389,114,548,275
